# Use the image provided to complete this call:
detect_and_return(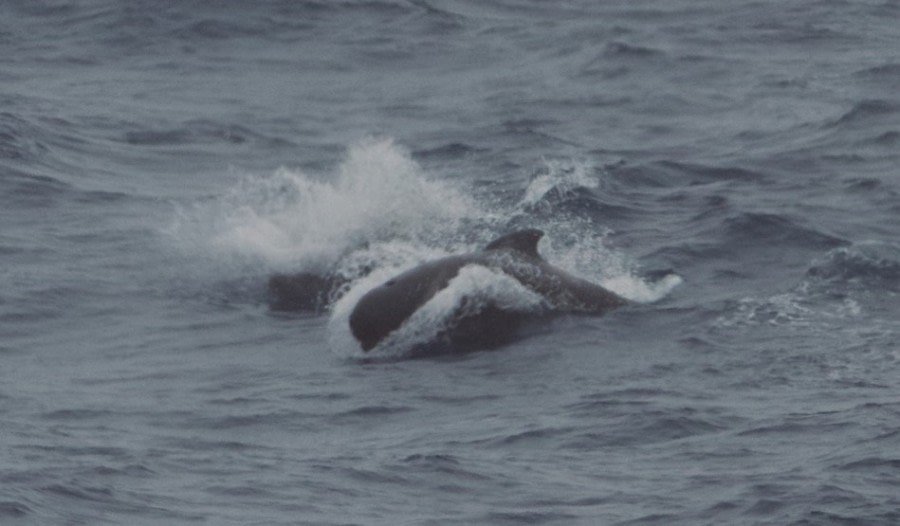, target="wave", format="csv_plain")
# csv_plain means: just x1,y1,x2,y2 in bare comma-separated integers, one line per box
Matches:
0,112,50,163
518,158,601,210
855,63,900,80
510,158,638,234
0,111,126,202
413,142,488,161
123,119,294,149
806,241,900,293
710,241,898,384
828,99,900,129
0,169,71,206
718,212,847,250
509,158,683,303
714,291,861,331
0,501,30,519
713,240,899,331
585,161,768,201
602,41,667,60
